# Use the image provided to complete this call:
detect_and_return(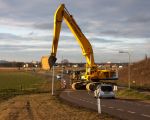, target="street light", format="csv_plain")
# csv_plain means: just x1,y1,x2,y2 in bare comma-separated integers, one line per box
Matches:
52,65,55,95
119,51,131,89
